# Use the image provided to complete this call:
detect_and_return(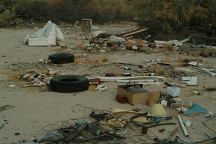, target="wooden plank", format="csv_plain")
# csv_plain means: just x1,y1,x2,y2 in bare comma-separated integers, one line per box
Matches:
123,28,148,37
